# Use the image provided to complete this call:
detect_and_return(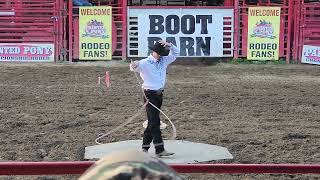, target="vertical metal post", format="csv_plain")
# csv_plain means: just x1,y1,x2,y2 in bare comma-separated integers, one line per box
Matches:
53,0,58,61
68,0,73,62
122,0,128,60
233,0,239,59
298,0,304,63
292,0,299,60
286,0,293,64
